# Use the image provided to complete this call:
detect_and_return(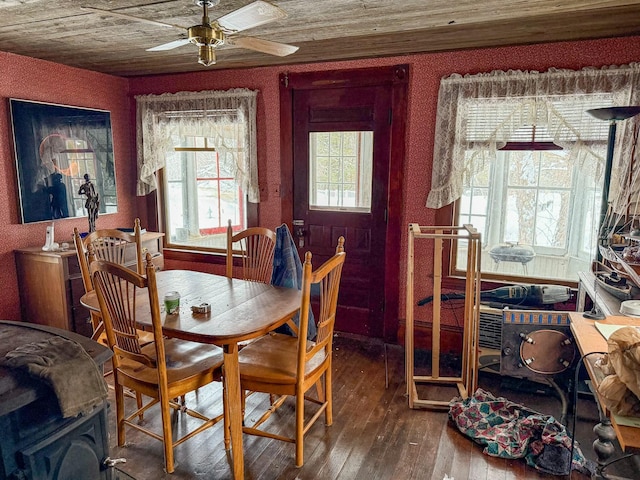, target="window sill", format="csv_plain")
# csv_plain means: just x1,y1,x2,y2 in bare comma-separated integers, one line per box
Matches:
163,248,226,265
